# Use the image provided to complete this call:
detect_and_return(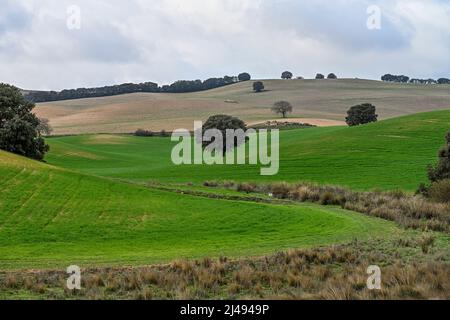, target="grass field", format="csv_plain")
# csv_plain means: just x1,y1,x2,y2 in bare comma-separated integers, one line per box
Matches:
0,150,400,270
45,109,450,191
34,79,450,134
1,92,449,299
